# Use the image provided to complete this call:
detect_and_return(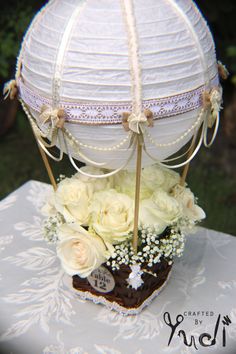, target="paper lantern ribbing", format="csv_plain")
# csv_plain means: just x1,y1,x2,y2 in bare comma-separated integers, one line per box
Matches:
12,0,224,173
